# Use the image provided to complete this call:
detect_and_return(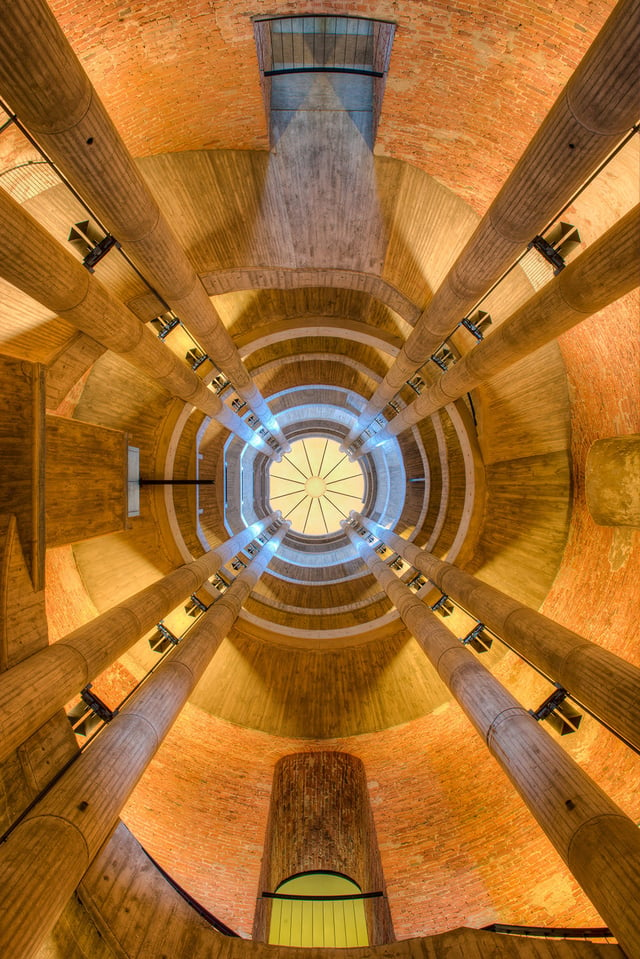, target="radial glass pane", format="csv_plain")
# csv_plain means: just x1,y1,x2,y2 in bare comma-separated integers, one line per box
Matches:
268,438,365,535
